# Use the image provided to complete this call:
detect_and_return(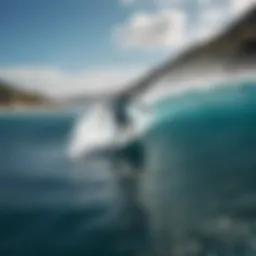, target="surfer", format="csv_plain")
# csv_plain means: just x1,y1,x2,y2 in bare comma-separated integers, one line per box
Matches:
111,94,145,173
112,94,131,130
